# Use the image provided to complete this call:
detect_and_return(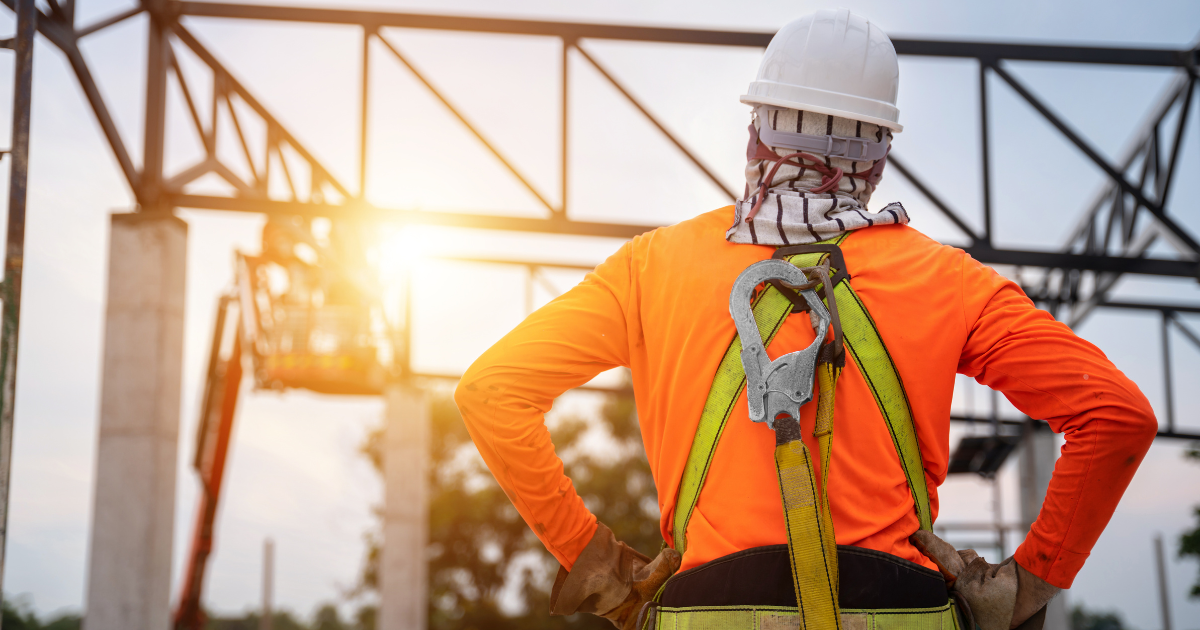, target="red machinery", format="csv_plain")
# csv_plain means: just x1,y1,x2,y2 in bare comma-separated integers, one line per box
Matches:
173,218,394,630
